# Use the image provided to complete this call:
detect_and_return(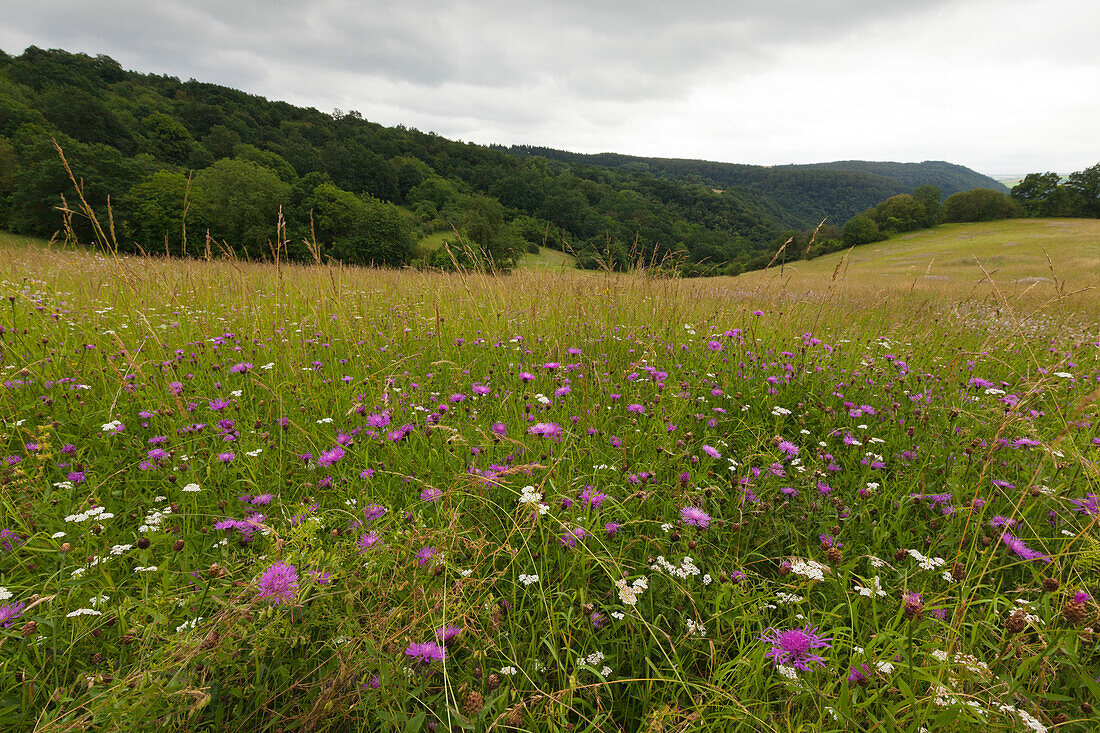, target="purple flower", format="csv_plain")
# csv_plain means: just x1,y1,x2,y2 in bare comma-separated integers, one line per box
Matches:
0,529,21,552
701,445,721,459
777,440,799,459
415,546,435,566
421,488,443,503
257,562,299,604
0,602,25,628
626,403,645,414
761,624,831,670
363,504,387,522
217,452,235,463
529,422,562,439
317,446,345,467
209,399,230,411
580,487,608,510
1075,591,1092,605
680,506,710,528
707,340,723,351
848,664,871,686
560,526,587,547
358,532,383,552
604,522,621,536
435,625,463,644
491,422,507,436
404,642,446,664
1001,532,1049,562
